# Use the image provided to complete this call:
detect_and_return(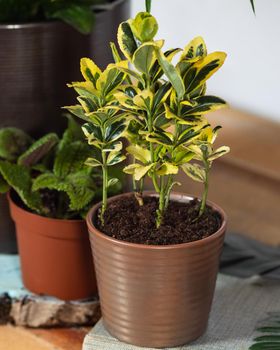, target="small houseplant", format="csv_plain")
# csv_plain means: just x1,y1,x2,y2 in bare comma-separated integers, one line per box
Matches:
66,2,232,348
0,117,121,300
0,0,129,254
